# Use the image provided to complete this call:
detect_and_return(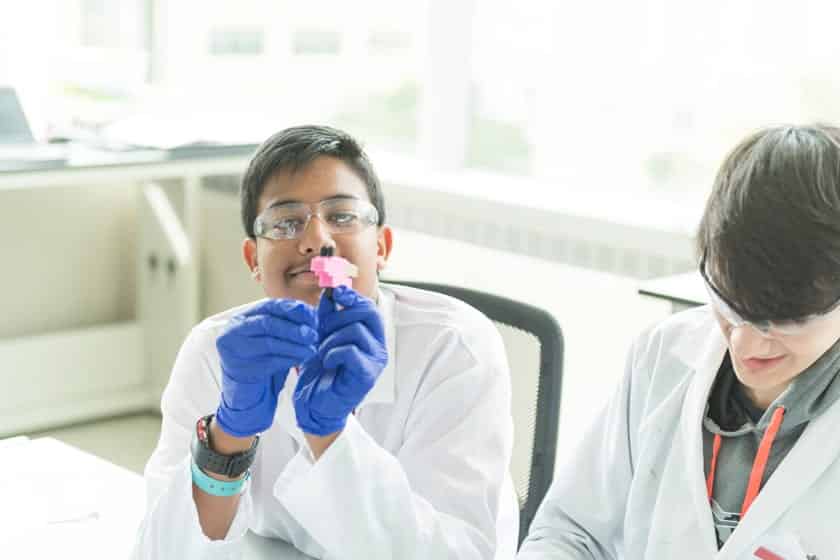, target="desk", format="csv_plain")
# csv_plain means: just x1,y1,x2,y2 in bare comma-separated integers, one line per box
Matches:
0,436,146,558
0,143,257,190
637,271,707,313
0,436,314,559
